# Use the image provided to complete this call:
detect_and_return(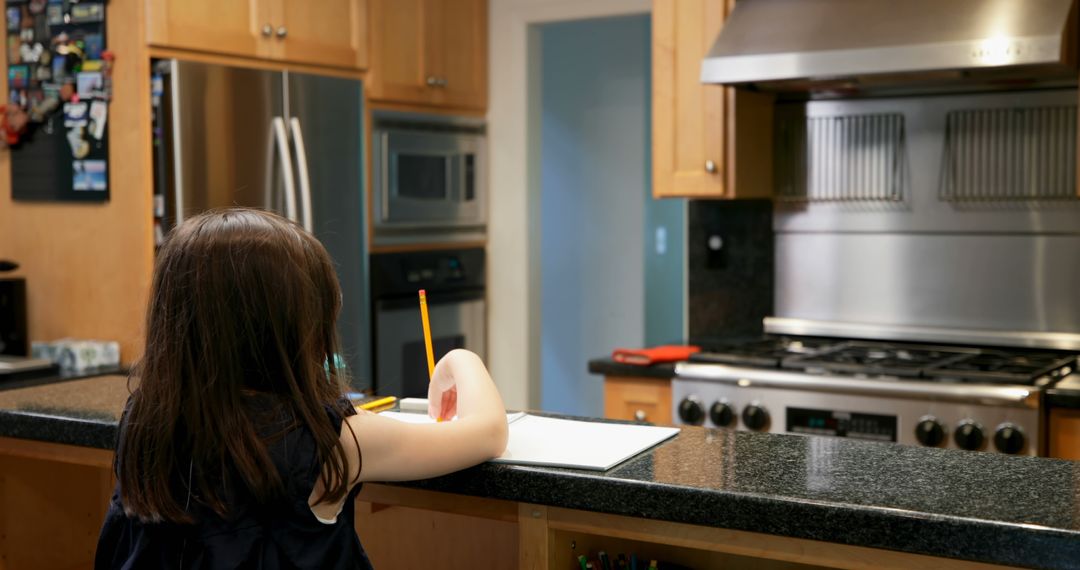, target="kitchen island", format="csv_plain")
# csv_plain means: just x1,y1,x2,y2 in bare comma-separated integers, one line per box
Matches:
1,375,1078,569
